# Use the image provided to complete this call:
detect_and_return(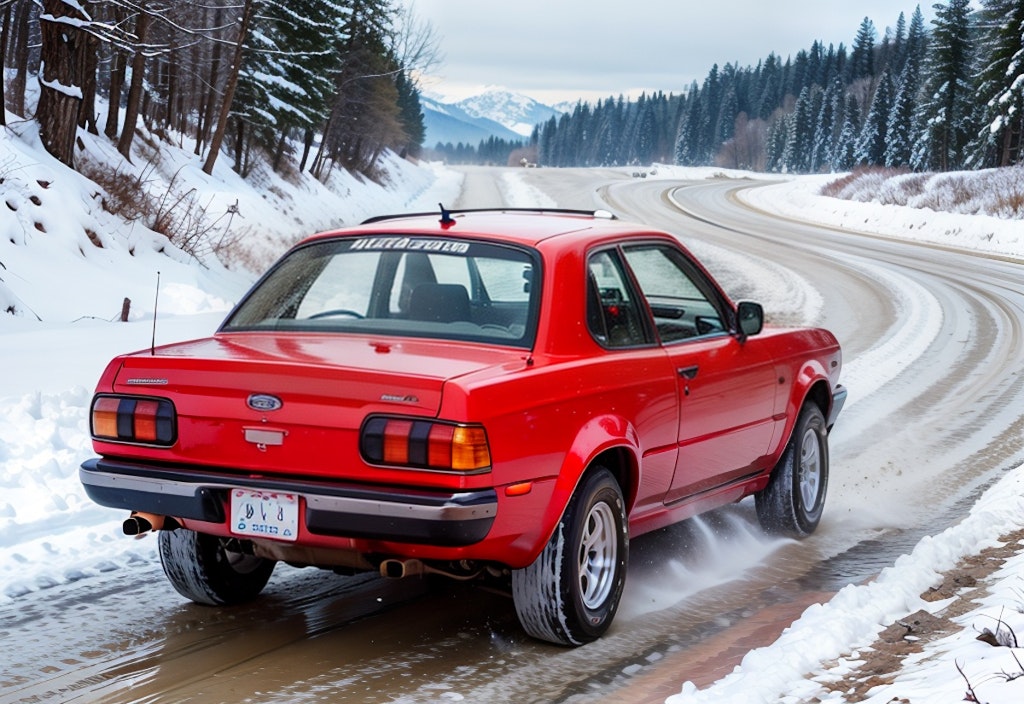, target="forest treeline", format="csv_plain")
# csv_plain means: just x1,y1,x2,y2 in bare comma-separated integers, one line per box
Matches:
4,1,1021,180
0,0,429,180
482,0,1023,174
